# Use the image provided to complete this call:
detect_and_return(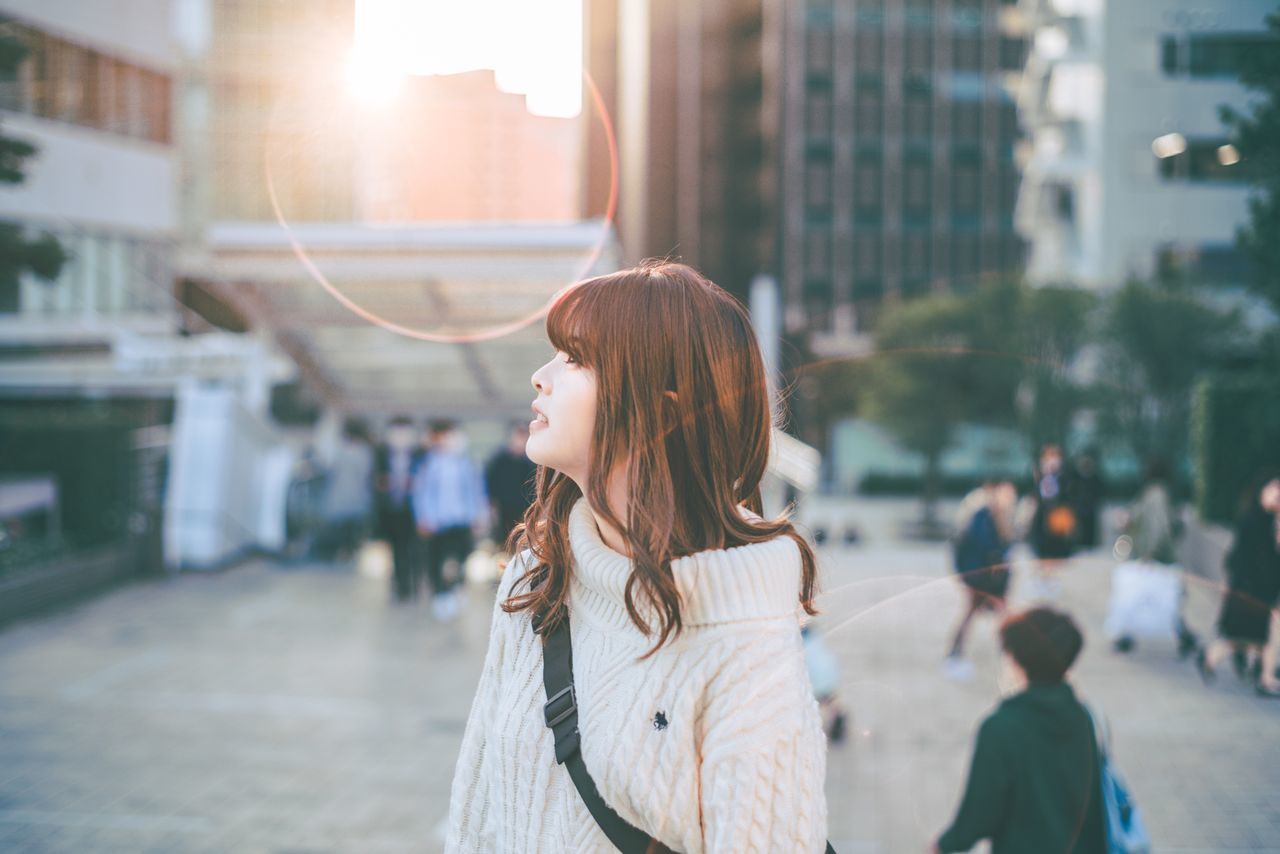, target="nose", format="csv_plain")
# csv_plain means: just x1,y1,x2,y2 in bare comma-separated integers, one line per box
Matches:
531,363,547,394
